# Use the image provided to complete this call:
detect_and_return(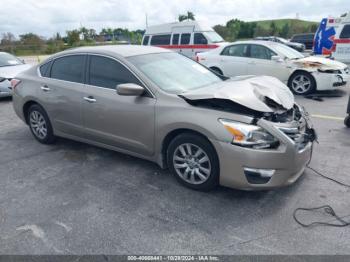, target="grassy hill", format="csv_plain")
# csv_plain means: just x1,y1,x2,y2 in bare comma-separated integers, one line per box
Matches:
253,18,319,31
